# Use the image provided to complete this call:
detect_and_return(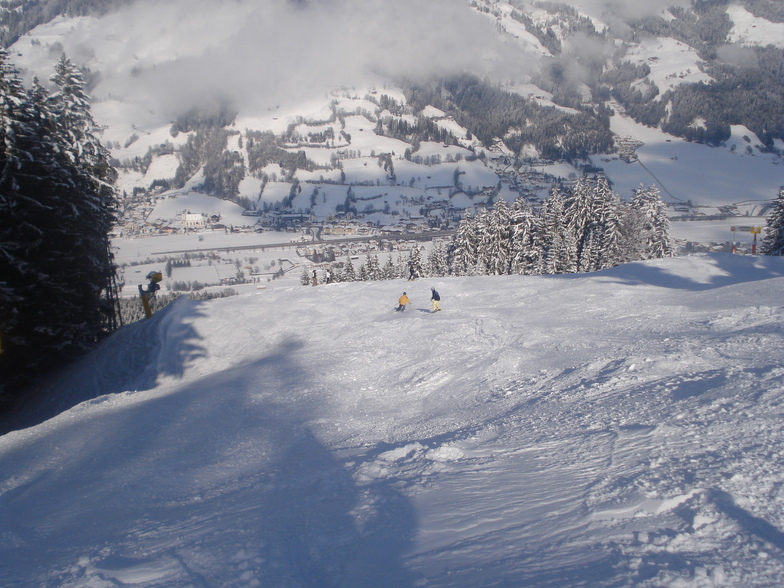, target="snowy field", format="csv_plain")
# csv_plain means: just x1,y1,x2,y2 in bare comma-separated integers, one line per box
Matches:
2,253,784,586
600,109,783,209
